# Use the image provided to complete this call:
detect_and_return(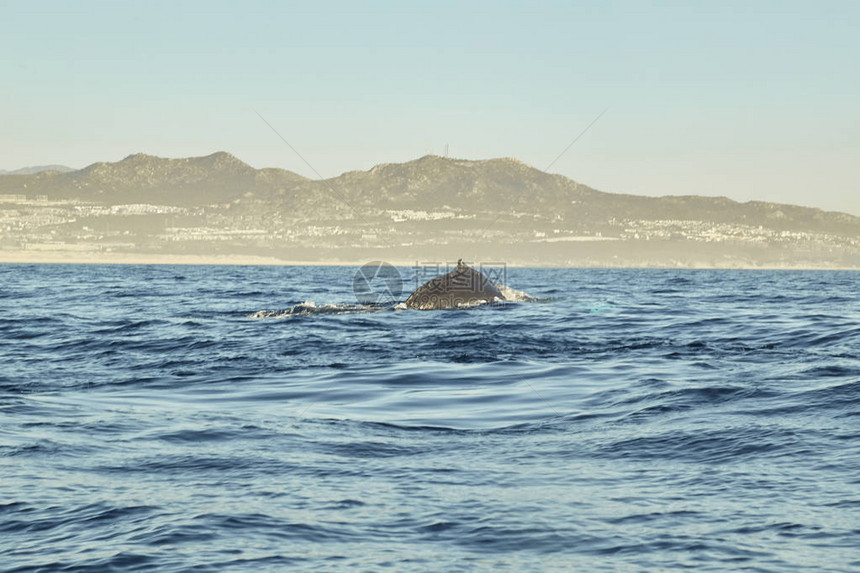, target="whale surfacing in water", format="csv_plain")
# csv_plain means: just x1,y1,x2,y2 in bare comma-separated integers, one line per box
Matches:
405,260,506,310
